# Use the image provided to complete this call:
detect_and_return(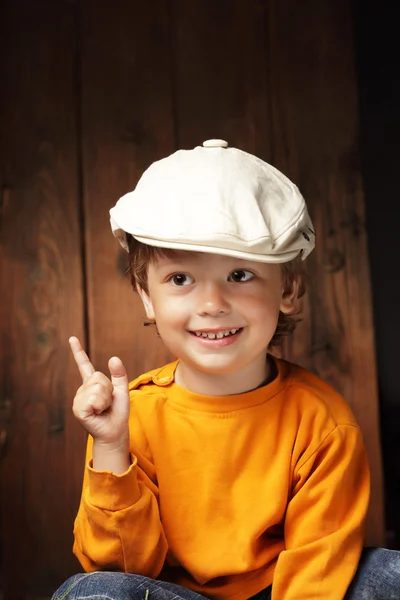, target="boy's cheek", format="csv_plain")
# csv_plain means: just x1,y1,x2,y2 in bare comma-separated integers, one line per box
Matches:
150,299,184,323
